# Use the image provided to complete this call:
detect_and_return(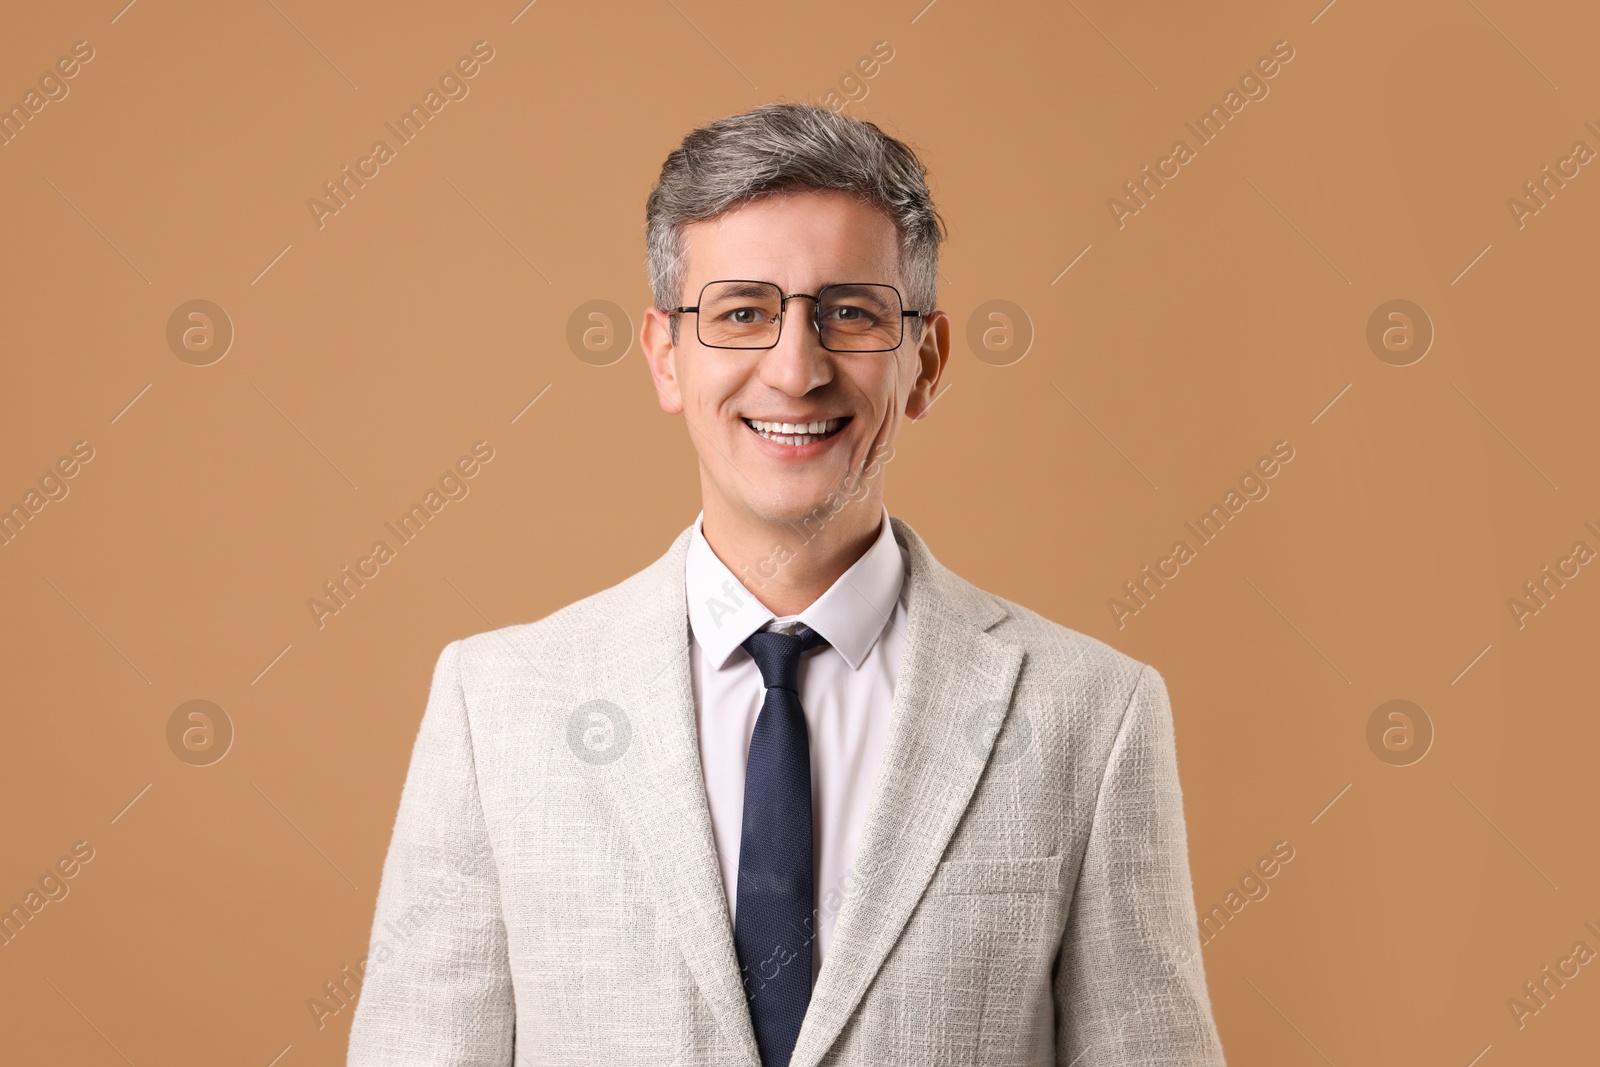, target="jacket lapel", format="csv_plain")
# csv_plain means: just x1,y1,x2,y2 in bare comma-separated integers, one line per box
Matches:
788,517,1022,1067
595,523,764,1067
